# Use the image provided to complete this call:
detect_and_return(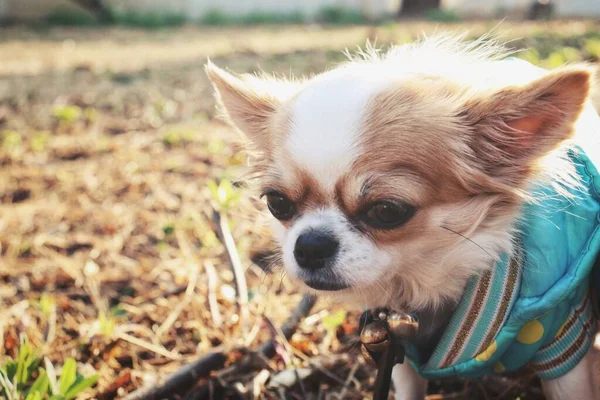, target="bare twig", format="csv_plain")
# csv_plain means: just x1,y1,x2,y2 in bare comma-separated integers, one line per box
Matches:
291,349,347,386
131,285,187,305
260,294,317,358
204,260,223,328
124,294,318,400
44,302,57,350
115,331,181,360
122,352,227,400
263,314,308,397
263,316,295,367
213,209,249,328
252,369,271,399
337,361,360,399
156,261,199,339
